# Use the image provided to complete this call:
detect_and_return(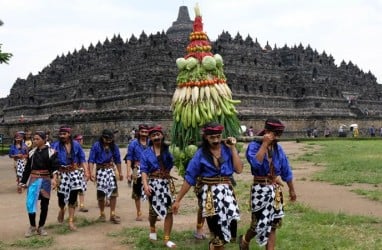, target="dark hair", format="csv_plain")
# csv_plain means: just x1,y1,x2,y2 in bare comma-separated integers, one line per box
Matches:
35,131,47,140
